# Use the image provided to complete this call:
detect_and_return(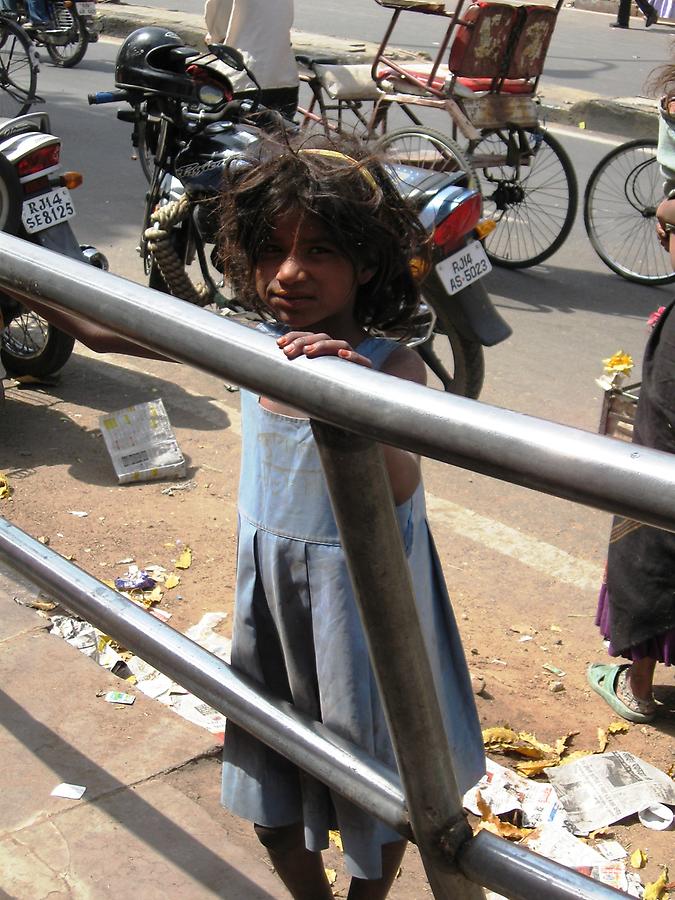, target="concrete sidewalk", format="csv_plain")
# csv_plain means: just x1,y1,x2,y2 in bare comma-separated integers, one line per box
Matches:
0,575,283,898
95,0,660,138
